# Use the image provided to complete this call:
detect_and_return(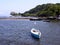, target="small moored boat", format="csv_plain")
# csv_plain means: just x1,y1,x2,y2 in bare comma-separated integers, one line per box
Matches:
31,28,41,39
